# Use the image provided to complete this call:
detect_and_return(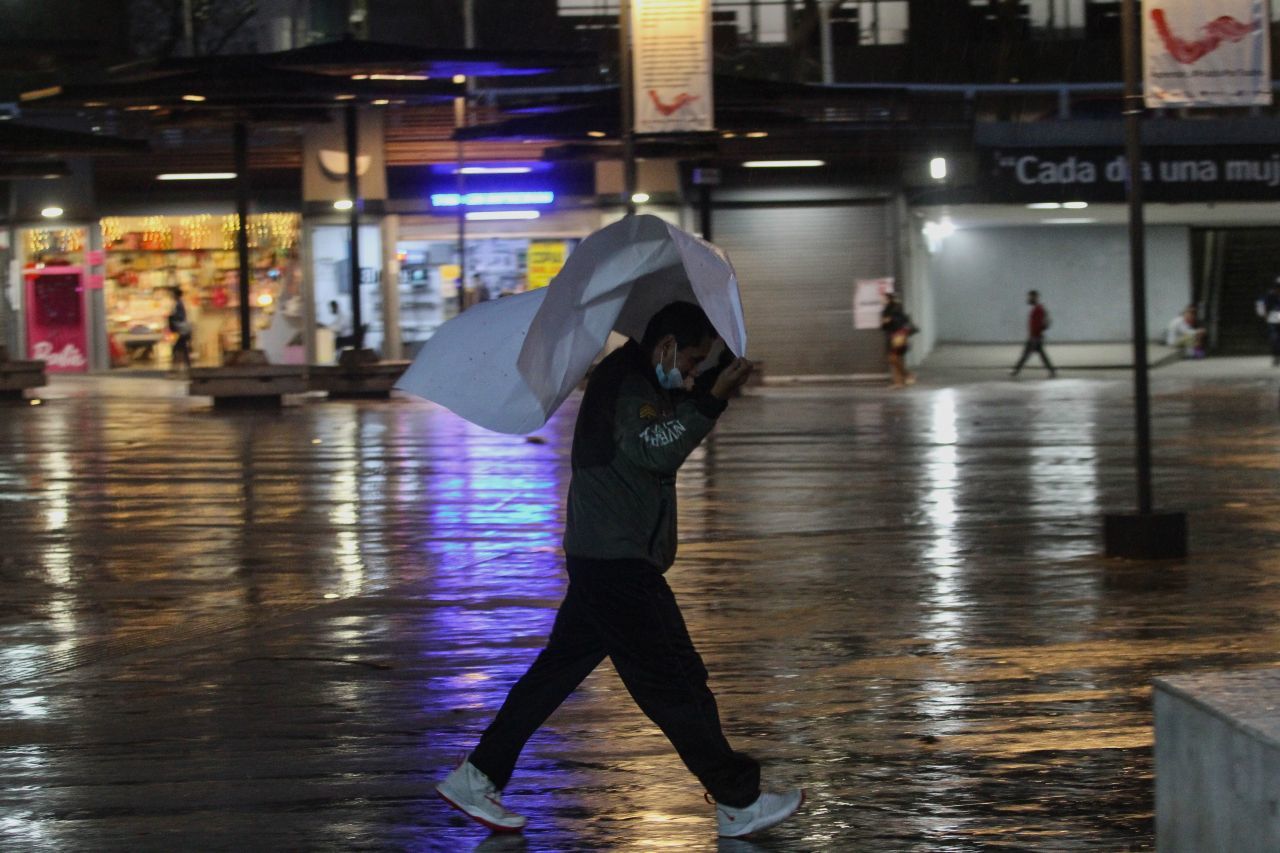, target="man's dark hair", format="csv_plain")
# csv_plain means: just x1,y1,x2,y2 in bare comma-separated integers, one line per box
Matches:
641,301,716,350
